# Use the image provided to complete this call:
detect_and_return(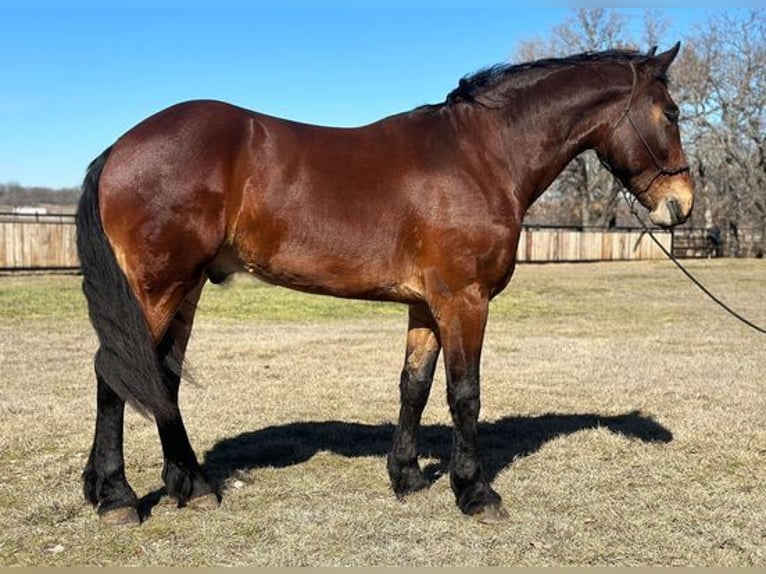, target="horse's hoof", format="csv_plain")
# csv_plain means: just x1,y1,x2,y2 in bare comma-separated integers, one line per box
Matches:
100,506,141,526
186,493,220,511
473,502,509,524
